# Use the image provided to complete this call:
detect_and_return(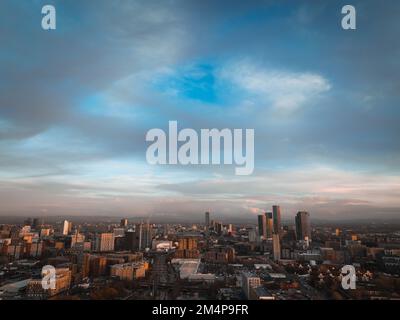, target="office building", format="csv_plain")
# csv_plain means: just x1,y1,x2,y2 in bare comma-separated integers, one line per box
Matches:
265,212,273,238
273,234,281,261
295,211,311,241
205,212,210,230
137,222,153,250
94,233,114,252
125,229,138,251
214,221,223,235
272,205,281,235
257,214,267,240
61,220,72,236
124,223,153,251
